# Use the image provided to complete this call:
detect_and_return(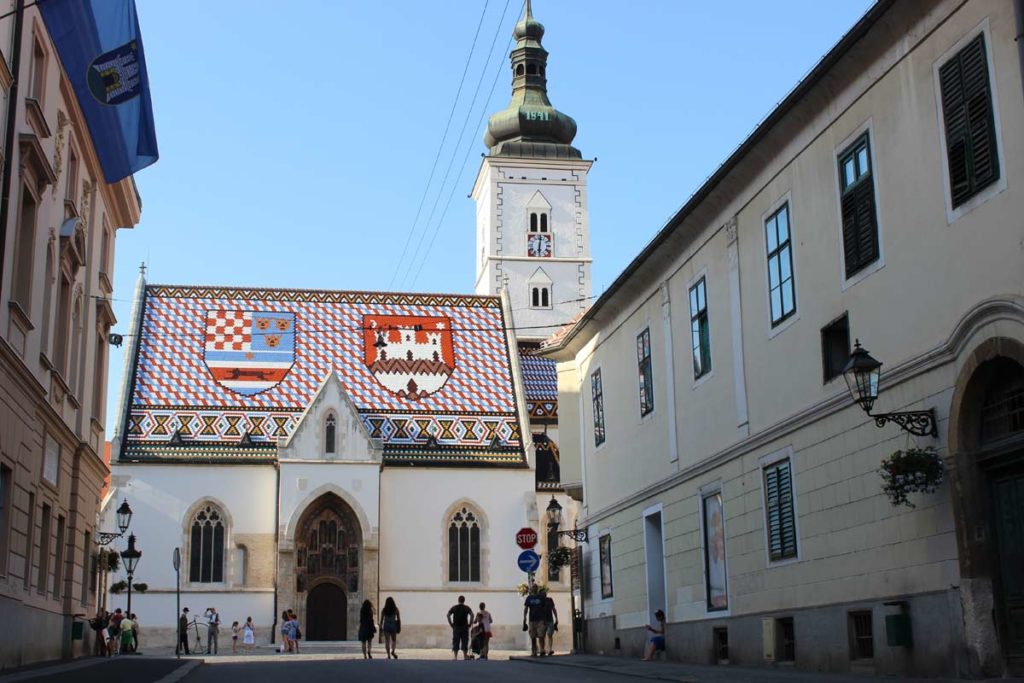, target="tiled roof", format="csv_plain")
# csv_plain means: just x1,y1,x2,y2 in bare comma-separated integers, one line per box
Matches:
519,353,557,401
123,285,525,465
